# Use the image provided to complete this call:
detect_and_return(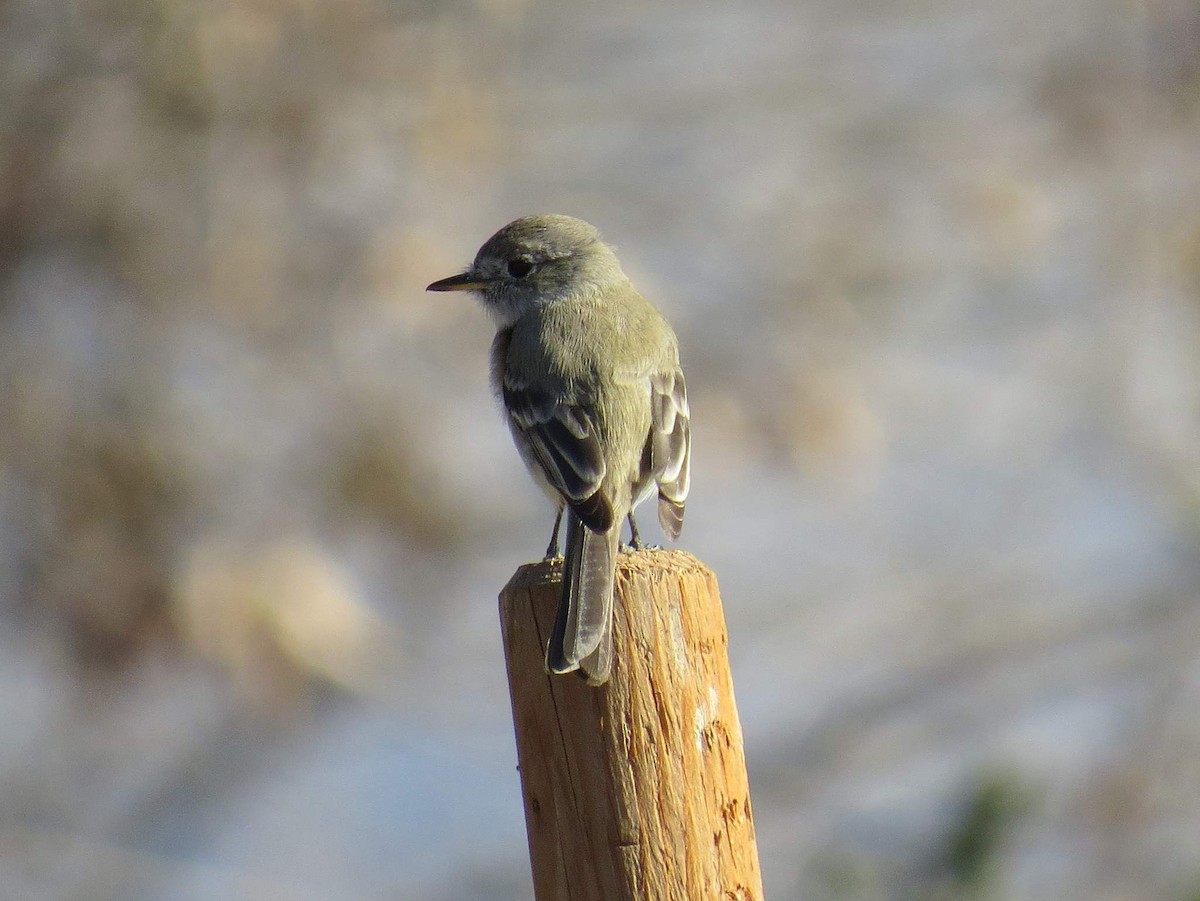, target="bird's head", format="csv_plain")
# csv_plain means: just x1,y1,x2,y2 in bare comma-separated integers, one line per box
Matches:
427,215,626,326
